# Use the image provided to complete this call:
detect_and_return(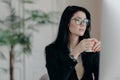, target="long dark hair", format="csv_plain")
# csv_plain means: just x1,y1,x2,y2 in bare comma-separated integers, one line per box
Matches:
54,6,91,48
